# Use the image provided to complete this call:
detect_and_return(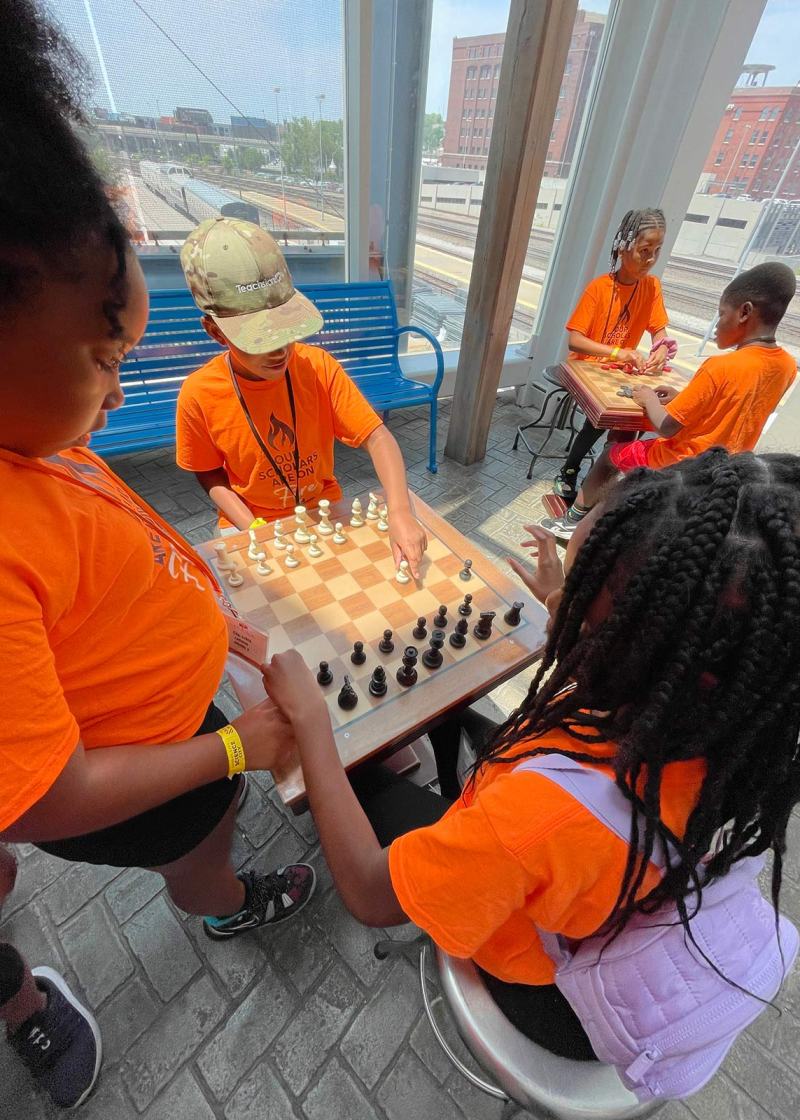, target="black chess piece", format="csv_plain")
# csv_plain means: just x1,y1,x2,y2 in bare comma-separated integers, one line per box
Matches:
412,616,427,640
369,665,388,697
351,640,367,665
504,601,524,627
459,558,473,581
473,610,496,640
421,630,445,669
337,675,358,710
458,593,473,617
379,628,395,654
316,660,333,686
396,646,419,688
449,618,469,649
433,604,448,628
